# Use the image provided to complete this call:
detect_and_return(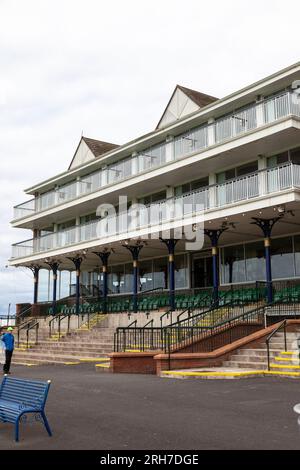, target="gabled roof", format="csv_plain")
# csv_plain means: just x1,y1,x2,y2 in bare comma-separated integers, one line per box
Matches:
177,85,218,108
68,136,119,170
82,136,119,157
156,84,218,129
